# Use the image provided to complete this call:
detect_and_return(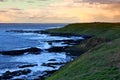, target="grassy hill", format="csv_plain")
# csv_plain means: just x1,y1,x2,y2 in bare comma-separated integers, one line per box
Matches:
46,23,120,80
46,23,120,40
